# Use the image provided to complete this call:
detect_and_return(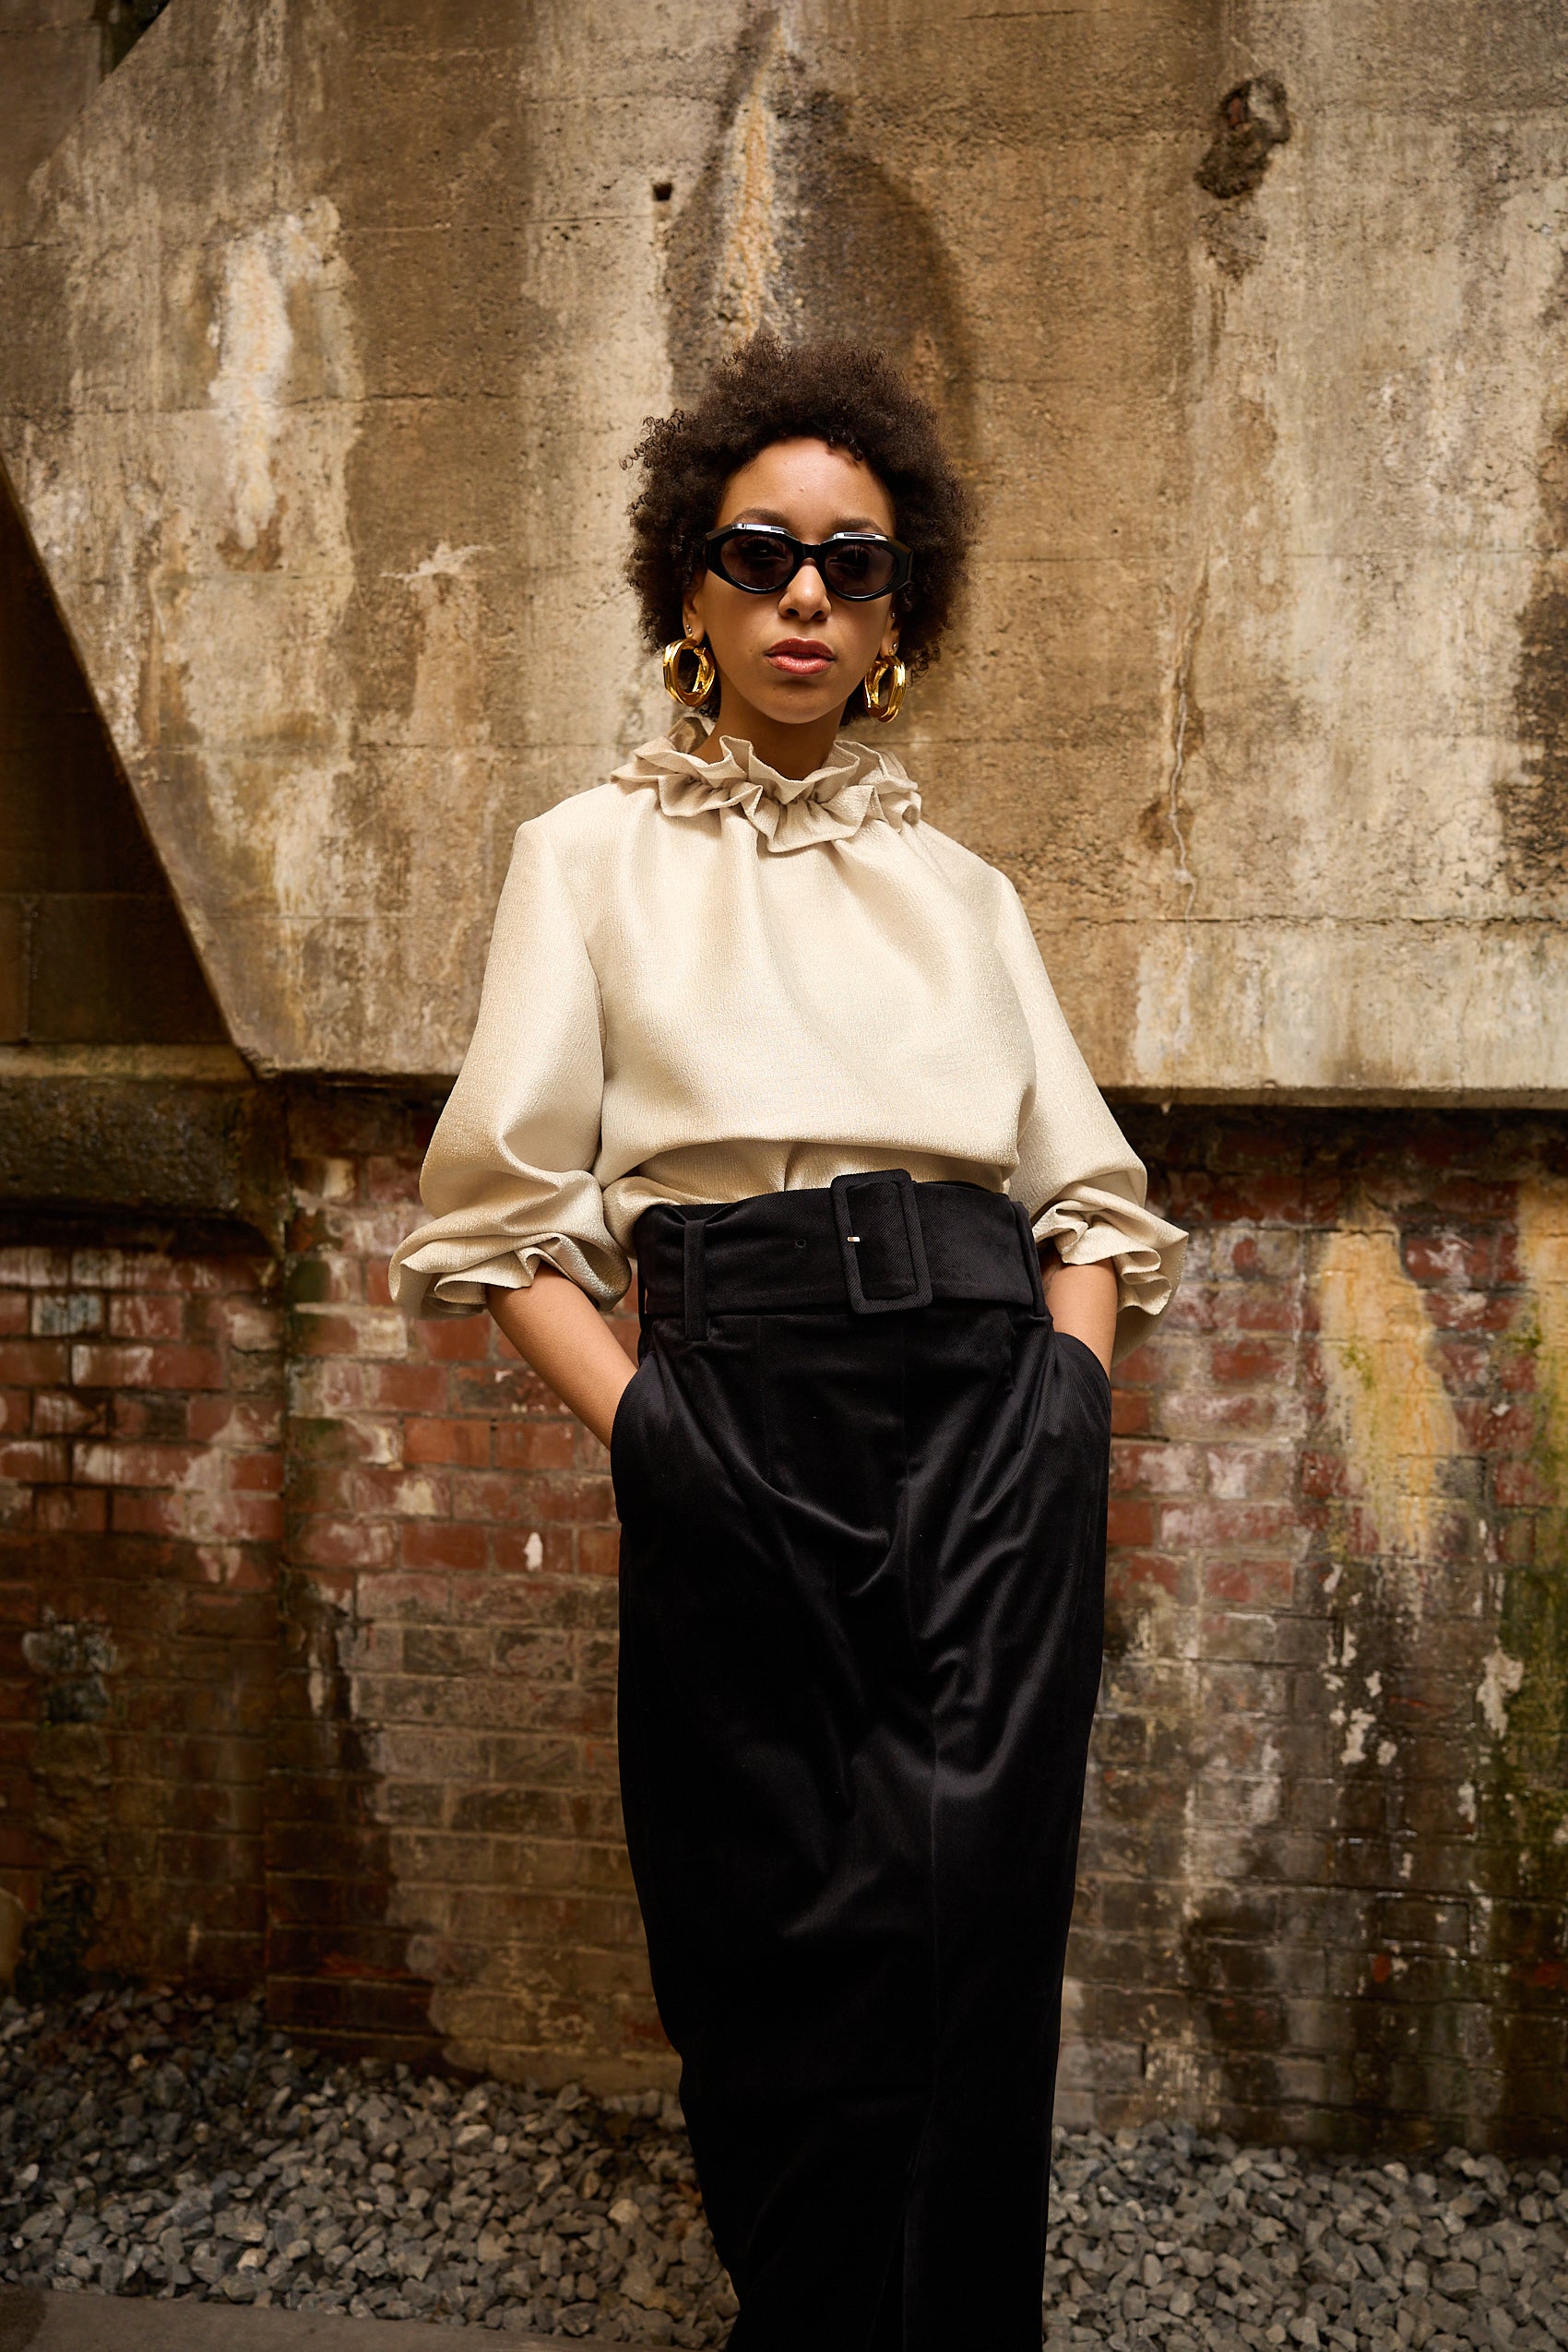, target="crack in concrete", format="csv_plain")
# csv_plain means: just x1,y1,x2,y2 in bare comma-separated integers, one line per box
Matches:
1166,563,1207,931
